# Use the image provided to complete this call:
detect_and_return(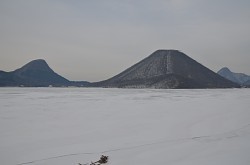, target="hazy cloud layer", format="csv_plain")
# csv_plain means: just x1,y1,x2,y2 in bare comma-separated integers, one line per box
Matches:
1,0,250,81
